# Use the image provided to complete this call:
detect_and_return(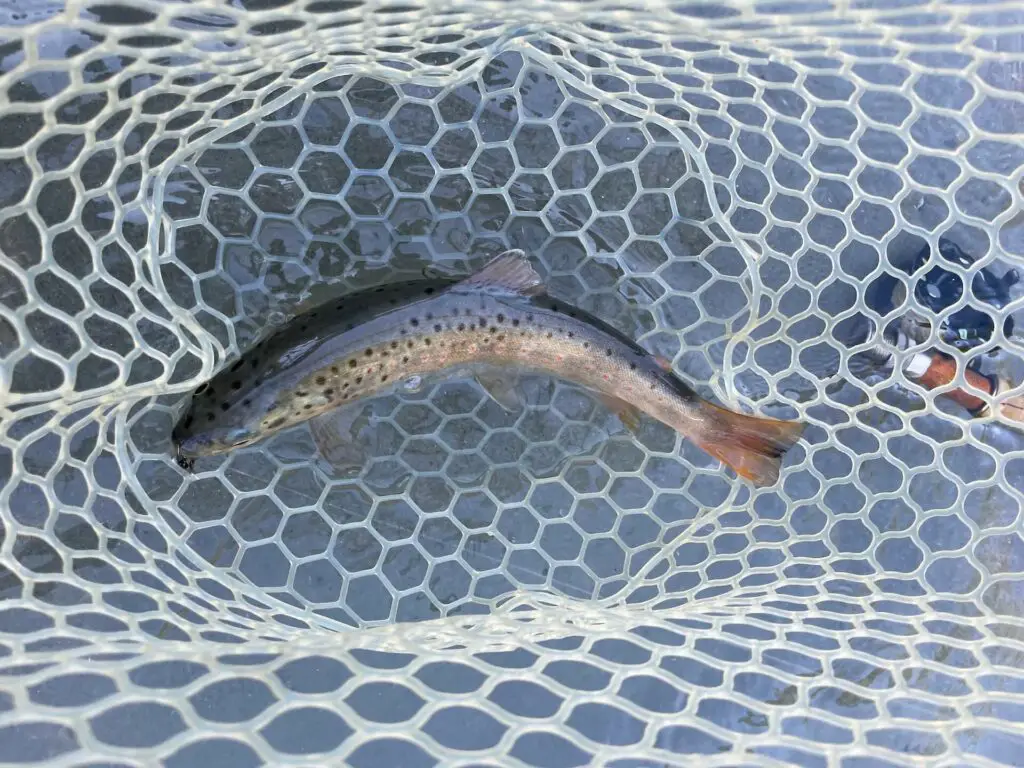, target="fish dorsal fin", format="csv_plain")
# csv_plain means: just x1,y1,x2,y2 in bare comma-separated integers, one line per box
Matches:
454,250,545,296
